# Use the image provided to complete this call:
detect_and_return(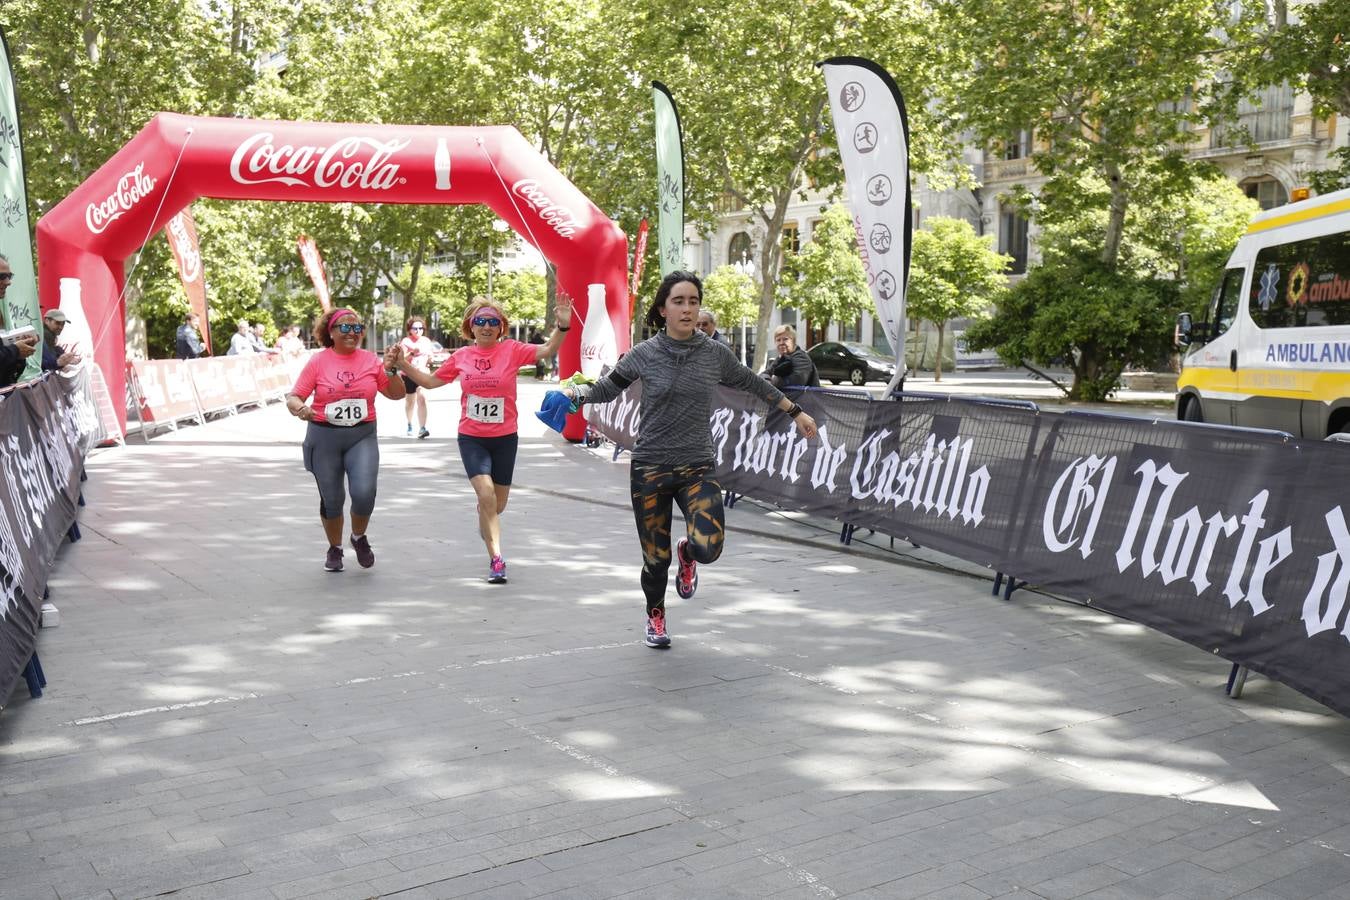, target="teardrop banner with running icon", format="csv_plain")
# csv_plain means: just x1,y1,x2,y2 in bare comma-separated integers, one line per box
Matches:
35,114,630,440
818,57,911,385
